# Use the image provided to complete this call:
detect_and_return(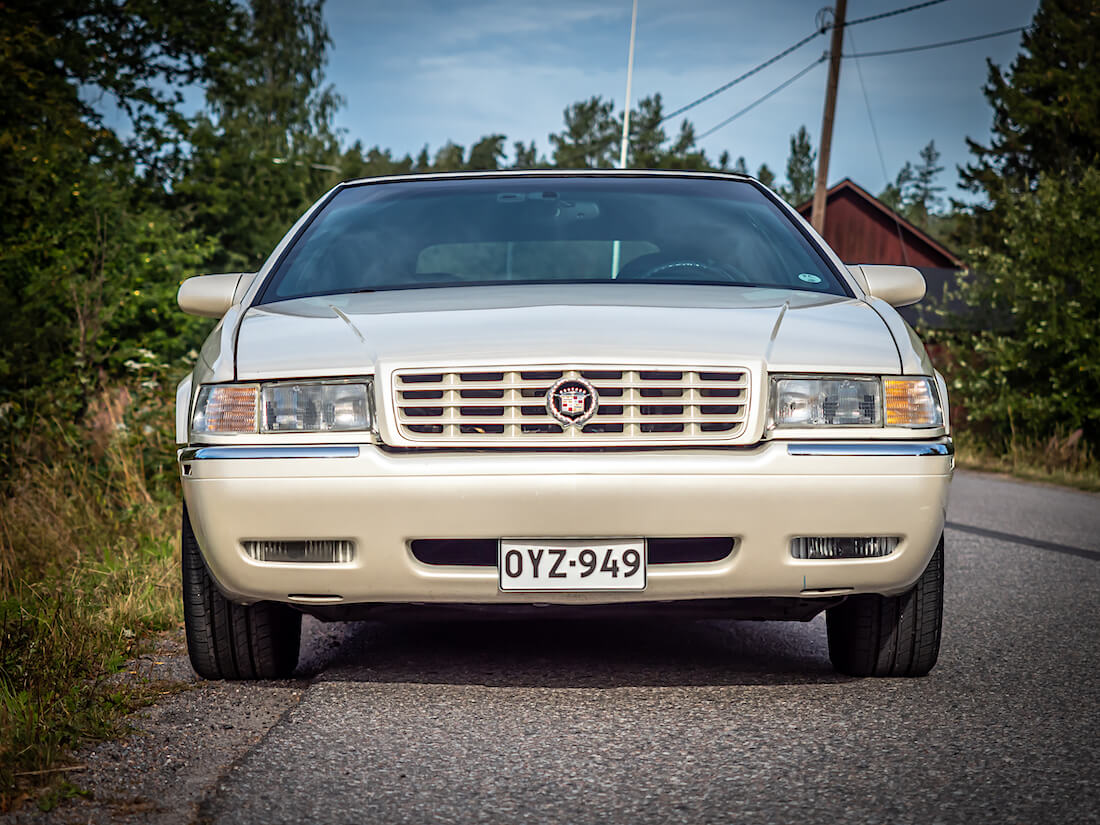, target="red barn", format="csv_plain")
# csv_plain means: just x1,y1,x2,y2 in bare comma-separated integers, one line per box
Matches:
795,178,960,268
